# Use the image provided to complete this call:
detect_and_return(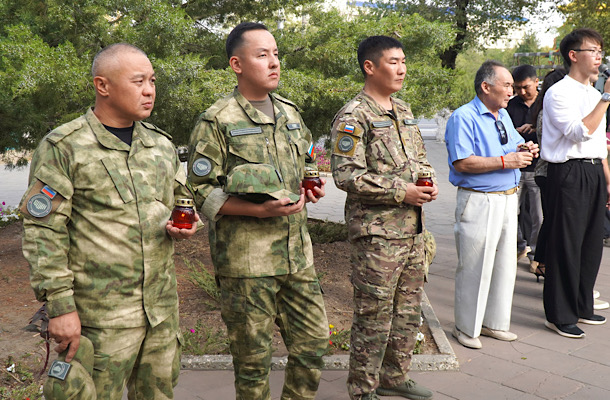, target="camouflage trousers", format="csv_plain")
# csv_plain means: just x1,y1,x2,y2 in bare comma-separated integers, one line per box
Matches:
80,312,181,400
219,267,329,400
347,235,425,399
